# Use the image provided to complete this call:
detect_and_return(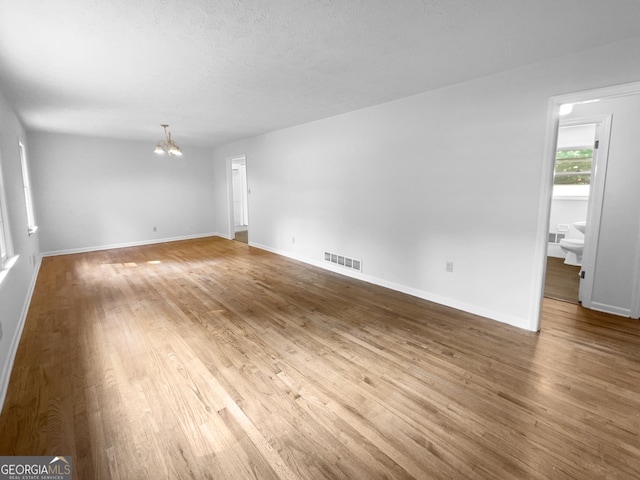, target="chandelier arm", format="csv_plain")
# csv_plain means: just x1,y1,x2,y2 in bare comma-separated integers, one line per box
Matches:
154,124,182,156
